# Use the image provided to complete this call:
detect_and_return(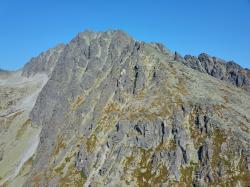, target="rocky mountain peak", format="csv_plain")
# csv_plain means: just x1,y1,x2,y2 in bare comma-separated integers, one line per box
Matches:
1,30,249,187
21,44,65,77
